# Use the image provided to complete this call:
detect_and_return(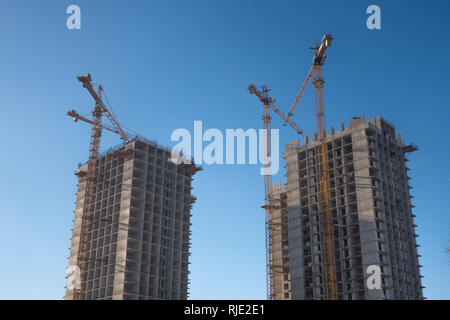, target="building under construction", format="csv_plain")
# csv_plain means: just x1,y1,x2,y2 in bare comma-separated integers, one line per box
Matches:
271,115,423,300
64,74,200,300
65,139,199,300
